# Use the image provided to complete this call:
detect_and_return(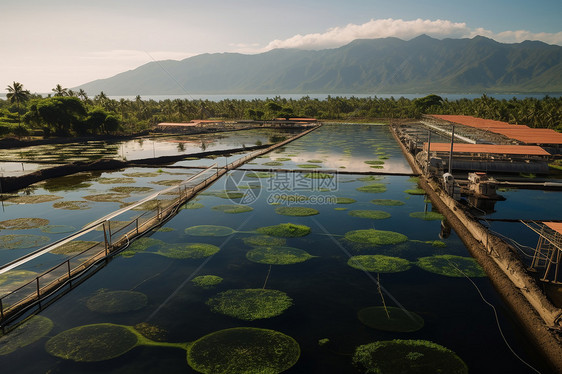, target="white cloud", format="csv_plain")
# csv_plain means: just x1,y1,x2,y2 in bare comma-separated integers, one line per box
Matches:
244,18,562,53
